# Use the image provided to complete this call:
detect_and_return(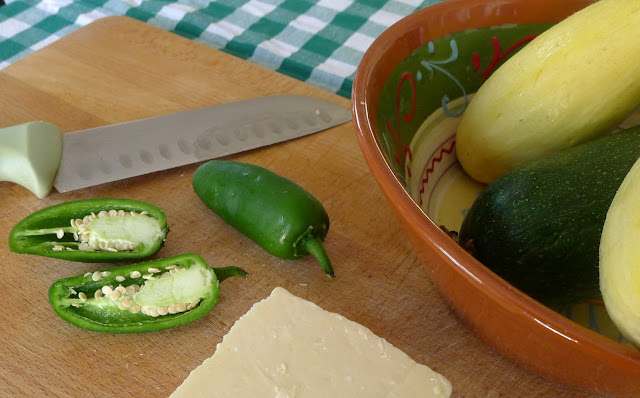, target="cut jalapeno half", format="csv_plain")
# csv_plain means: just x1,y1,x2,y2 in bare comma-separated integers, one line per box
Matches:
48,254,248,333
9,198,169,262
